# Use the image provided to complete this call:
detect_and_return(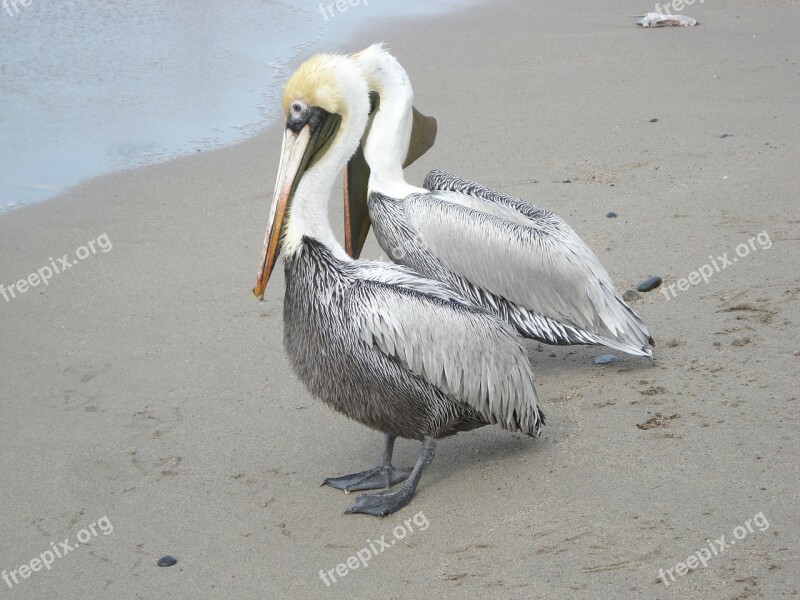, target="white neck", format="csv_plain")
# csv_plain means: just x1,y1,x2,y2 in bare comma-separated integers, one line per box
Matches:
358,48,427,198
282,142,349,260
